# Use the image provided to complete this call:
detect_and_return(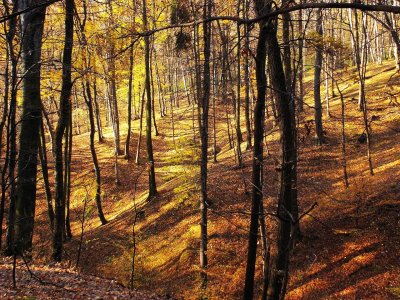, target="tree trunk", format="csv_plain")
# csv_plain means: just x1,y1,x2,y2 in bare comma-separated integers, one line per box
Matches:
93,78,104,142
244,0,252,149
235,1,243,167
84,81,108,225
53,0,74,262
198,0,212,287
125,44,134,159
2,1,18,253
38,119,55,229
142,0,157,200
314,8,325,145
267,16,299,300
14,0,46,254
243,13,269,300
